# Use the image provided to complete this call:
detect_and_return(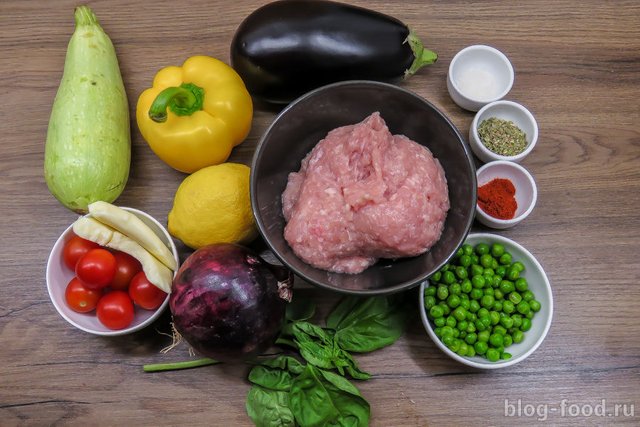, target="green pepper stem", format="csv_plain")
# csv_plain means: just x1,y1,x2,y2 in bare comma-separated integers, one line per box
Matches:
143,357,220,373
404,30,438,78
148,83,205,123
